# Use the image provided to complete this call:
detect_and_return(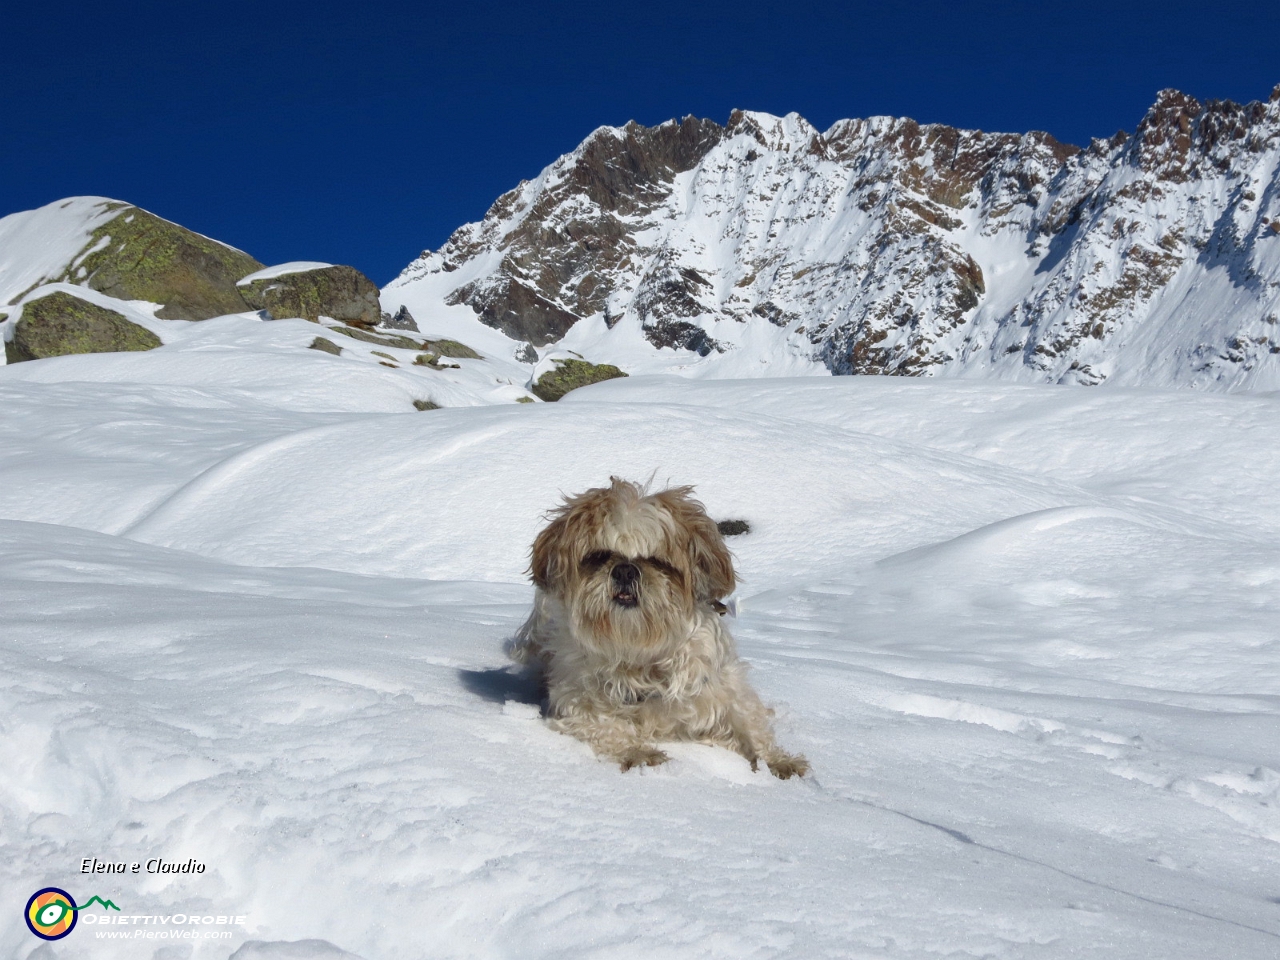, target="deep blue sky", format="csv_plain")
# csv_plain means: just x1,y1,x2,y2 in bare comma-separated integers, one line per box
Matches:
4,1,1278,284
